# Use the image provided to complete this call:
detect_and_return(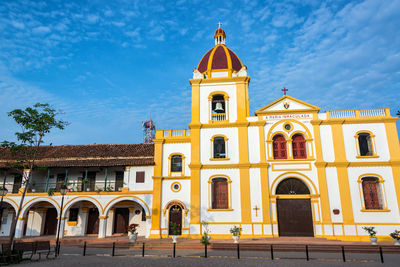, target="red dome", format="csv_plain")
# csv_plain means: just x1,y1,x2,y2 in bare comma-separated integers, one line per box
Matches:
197,45,243,75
